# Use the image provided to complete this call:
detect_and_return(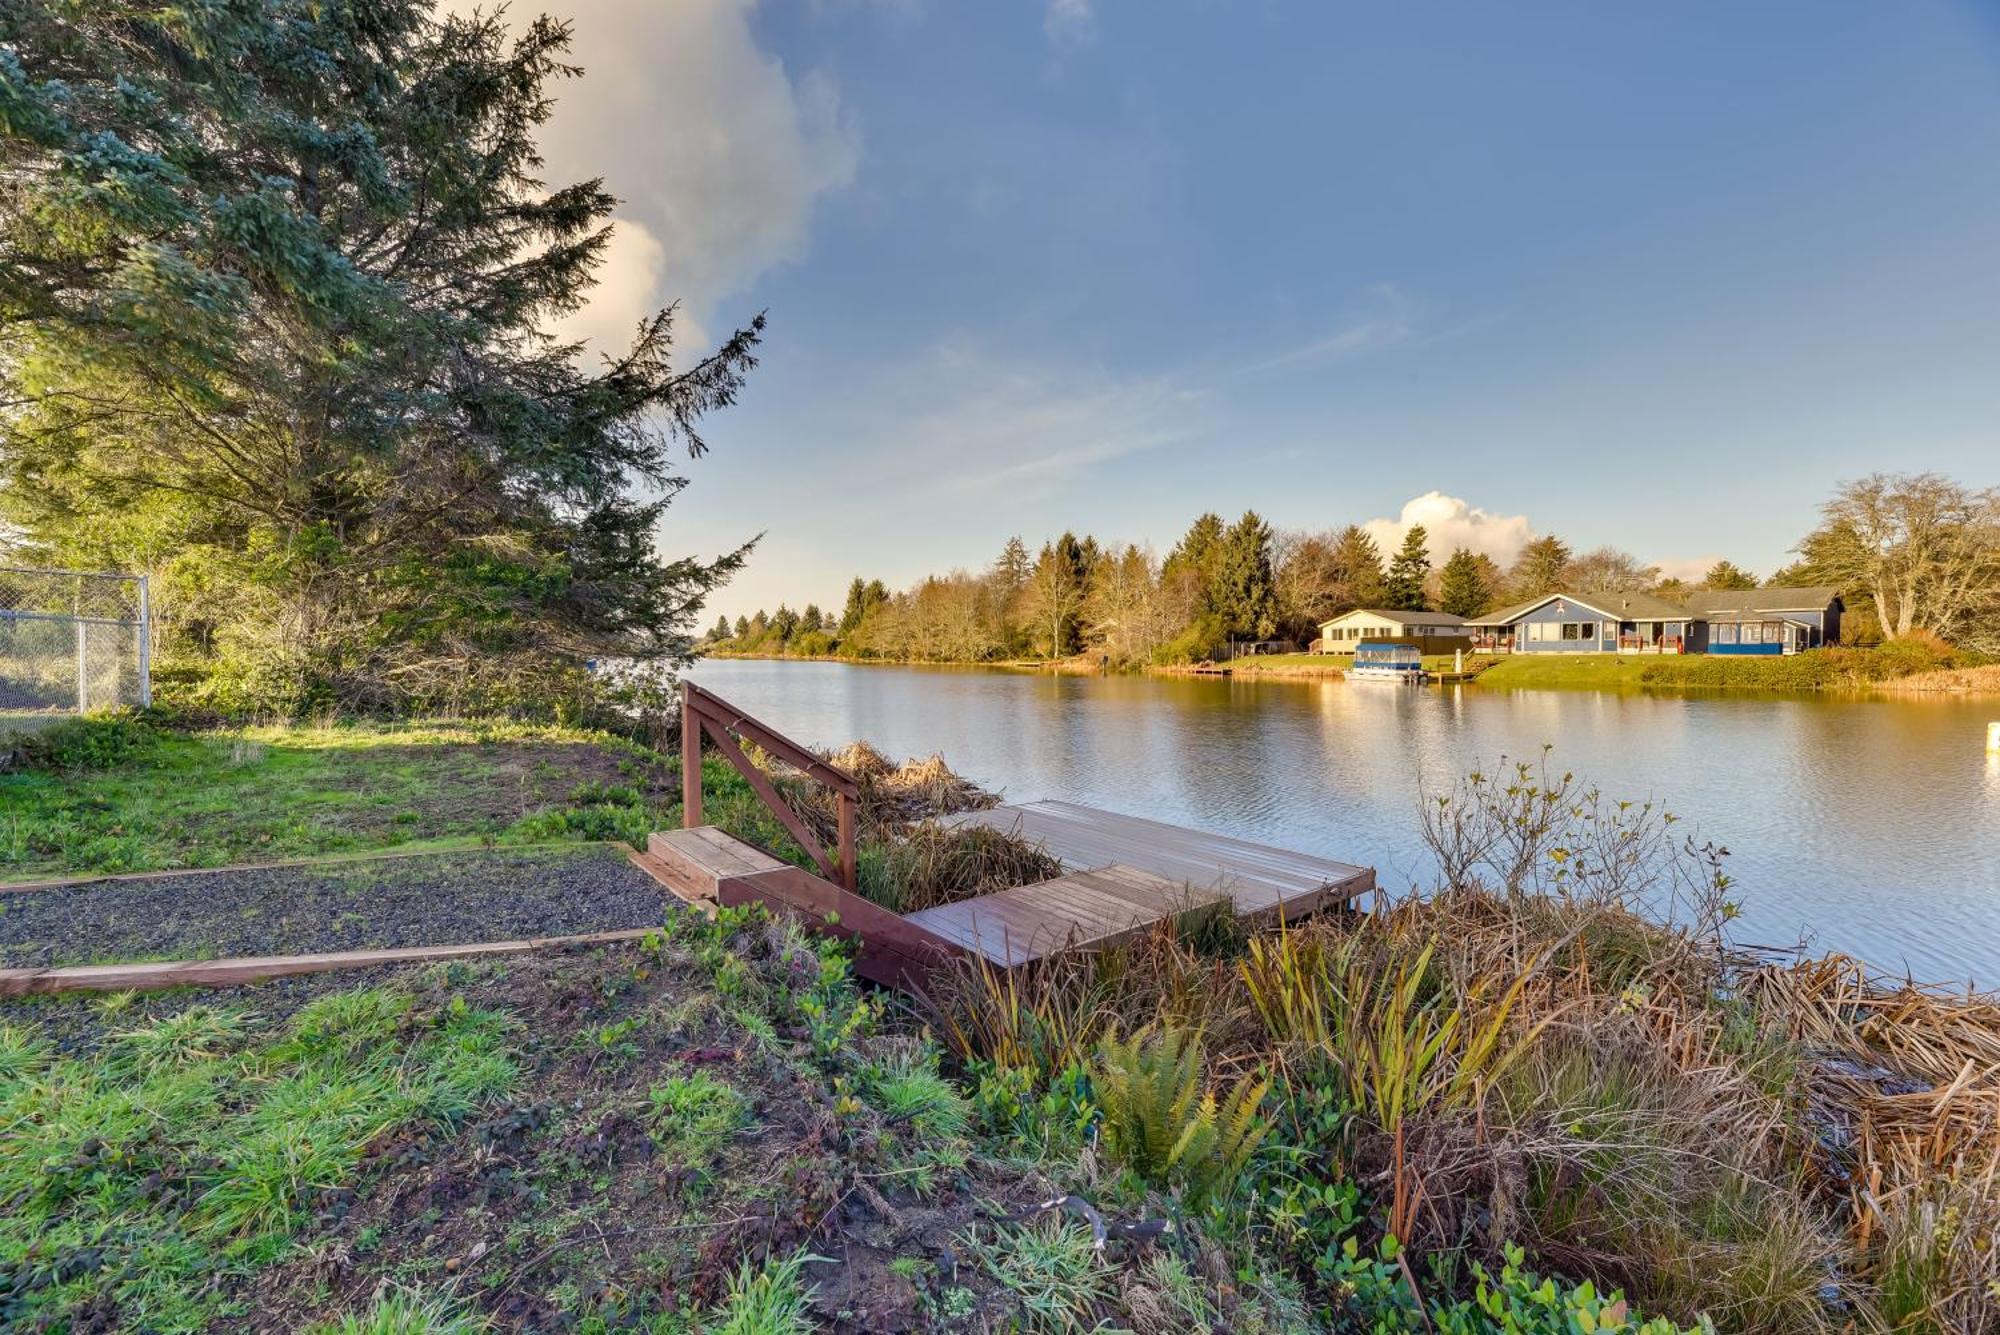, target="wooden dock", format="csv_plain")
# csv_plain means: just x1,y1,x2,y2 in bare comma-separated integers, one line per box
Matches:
656,684,1378,990
946,799,1374,922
